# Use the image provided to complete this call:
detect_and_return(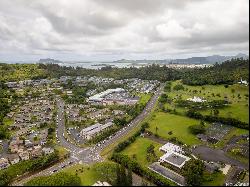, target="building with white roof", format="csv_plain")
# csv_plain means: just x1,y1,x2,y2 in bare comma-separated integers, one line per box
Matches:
88,88,125,102
80,122,113,140
159,142,184,154
238,78,248,86
187,96,206,103
92,181,111,186
159,143,190,169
